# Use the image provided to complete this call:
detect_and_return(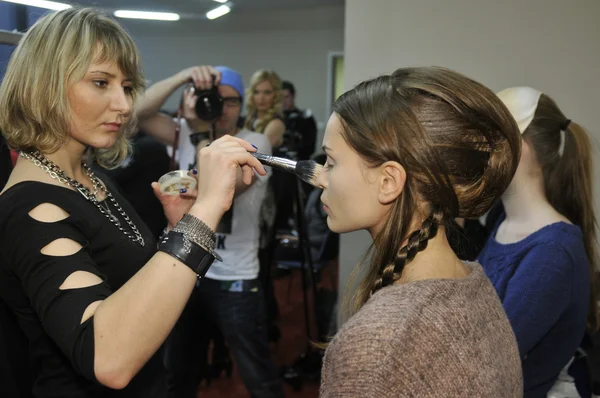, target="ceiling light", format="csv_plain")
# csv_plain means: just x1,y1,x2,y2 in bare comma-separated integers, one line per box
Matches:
113,10,180,21
206,4,230,20
213,0,228,3
0,0,71,10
